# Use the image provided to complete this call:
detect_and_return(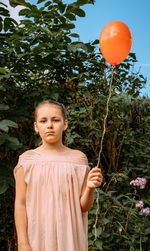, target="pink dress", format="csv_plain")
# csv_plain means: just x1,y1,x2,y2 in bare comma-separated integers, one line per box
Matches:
14,149,90,251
